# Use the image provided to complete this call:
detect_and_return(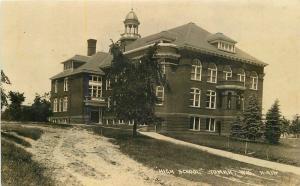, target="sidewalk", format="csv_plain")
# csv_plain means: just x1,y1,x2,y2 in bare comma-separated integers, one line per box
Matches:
139,131,300,176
